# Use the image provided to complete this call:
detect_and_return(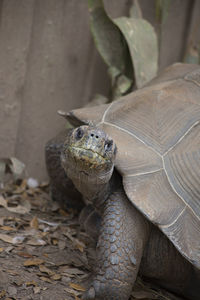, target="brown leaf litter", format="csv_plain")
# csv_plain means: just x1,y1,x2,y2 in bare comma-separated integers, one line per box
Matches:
0,178,183,300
